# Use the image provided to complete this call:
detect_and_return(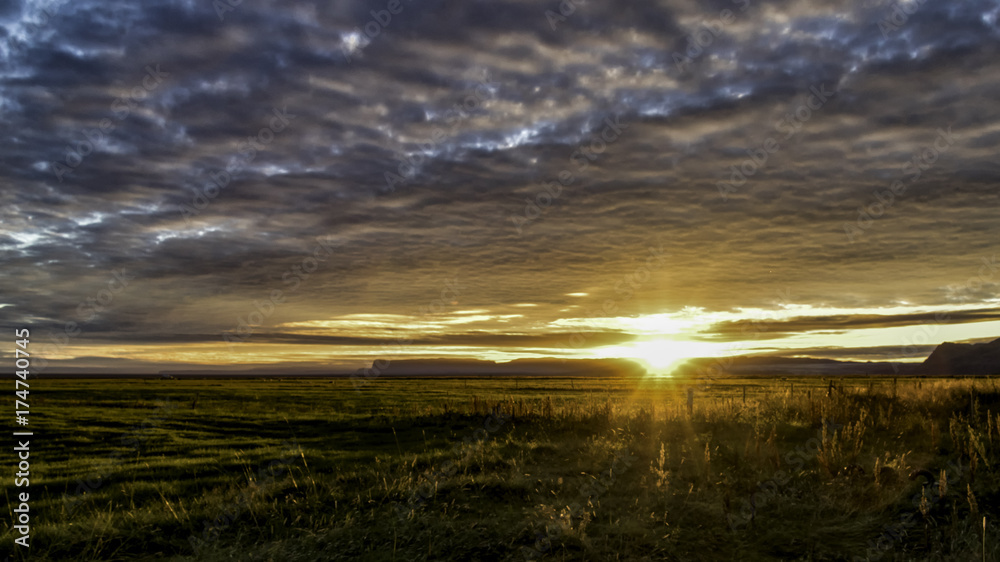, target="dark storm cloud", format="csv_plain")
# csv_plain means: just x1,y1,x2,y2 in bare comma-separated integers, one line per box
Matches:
702,307,1000,341
74,329,634,348
3,0,1000,358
